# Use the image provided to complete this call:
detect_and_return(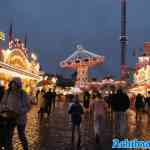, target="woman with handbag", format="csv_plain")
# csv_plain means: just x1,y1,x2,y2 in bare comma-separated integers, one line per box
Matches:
0,77,31,150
